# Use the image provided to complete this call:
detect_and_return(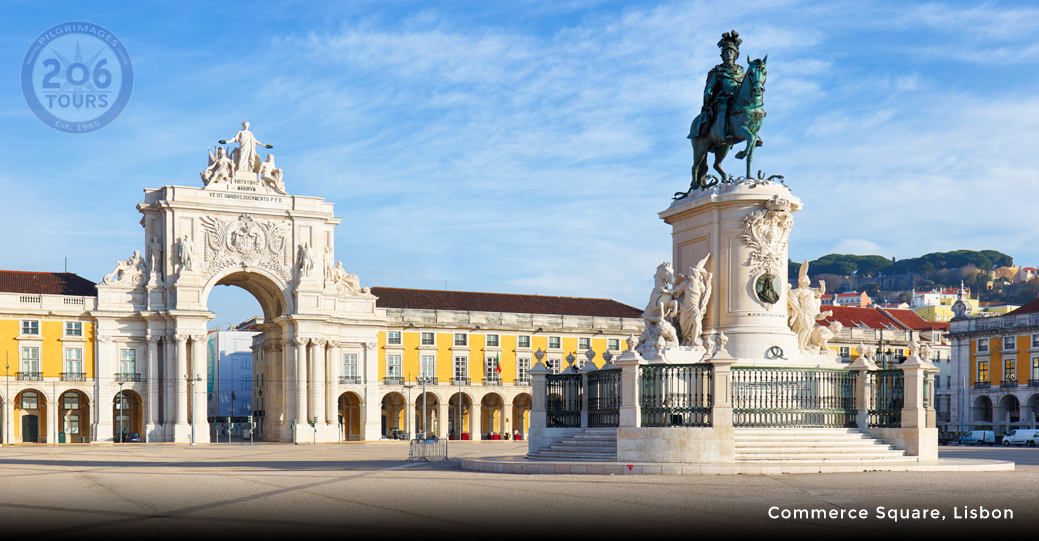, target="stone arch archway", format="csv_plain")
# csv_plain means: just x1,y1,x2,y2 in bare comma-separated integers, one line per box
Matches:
15,389,46,443
480,392,505,439
512,393,532,439
338,392,363,441
448,392,473,440
114,389,143,440
59,390,91,443
972,395,993,424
